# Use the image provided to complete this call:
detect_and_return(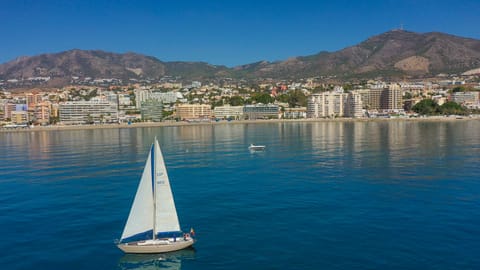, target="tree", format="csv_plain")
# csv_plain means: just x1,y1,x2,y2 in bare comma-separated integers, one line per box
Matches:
130,92,136,106
439,101,467,115
87,114,94,124
276,90,307,107
211,99,224,108
251,93,274,104
343,84,353,92
229,96,244,106
162,110,174,119
287,89,307,107
452,86,465,93
412,99,439,115
312,86,325,93
49,116,59,125
276,94,289,103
